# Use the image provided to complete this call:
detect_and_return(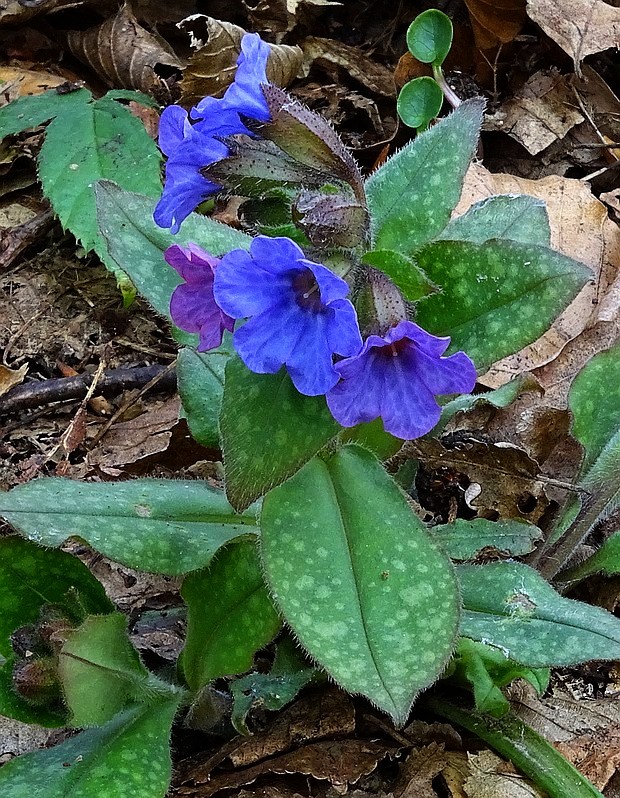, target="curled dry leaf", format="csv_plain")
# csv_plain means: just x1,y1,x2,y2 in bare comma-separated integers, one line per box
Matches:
526,0,620,74
64,2,184,101
465,0,527,50
179,16,302,108
0,363,28,398
465,750,545,797
300,37,396,98
456,164,620,398
244,0,342,37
